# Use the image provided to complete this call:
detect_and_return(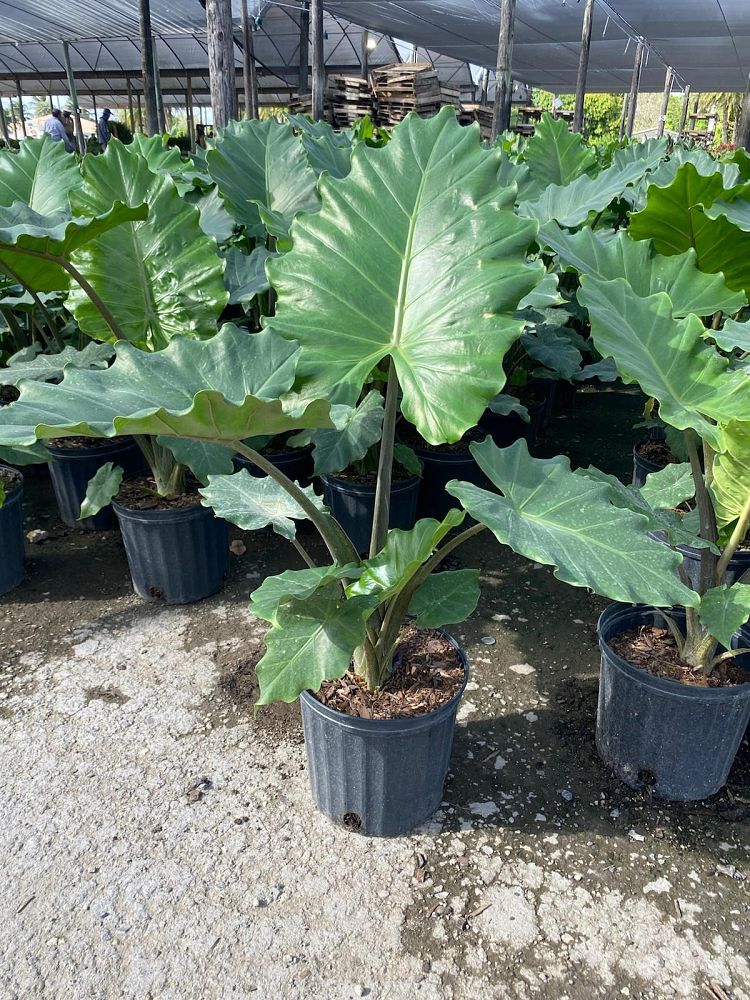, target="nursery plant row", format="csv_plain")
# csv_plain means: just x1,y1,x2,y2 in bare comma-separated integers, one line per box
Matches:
0,109,749,835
